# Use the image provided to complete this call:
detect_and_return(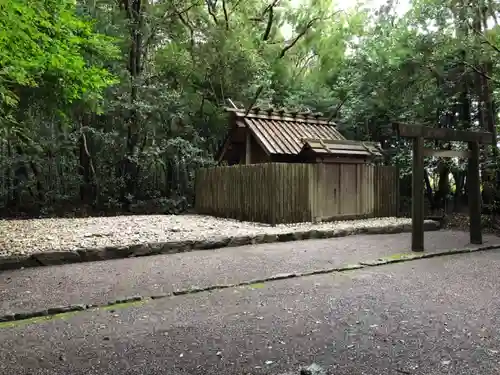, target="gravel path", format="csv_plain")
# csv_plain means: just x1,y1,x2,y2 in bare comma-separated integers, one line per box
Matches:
0,215,416,257
2,251,500,374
